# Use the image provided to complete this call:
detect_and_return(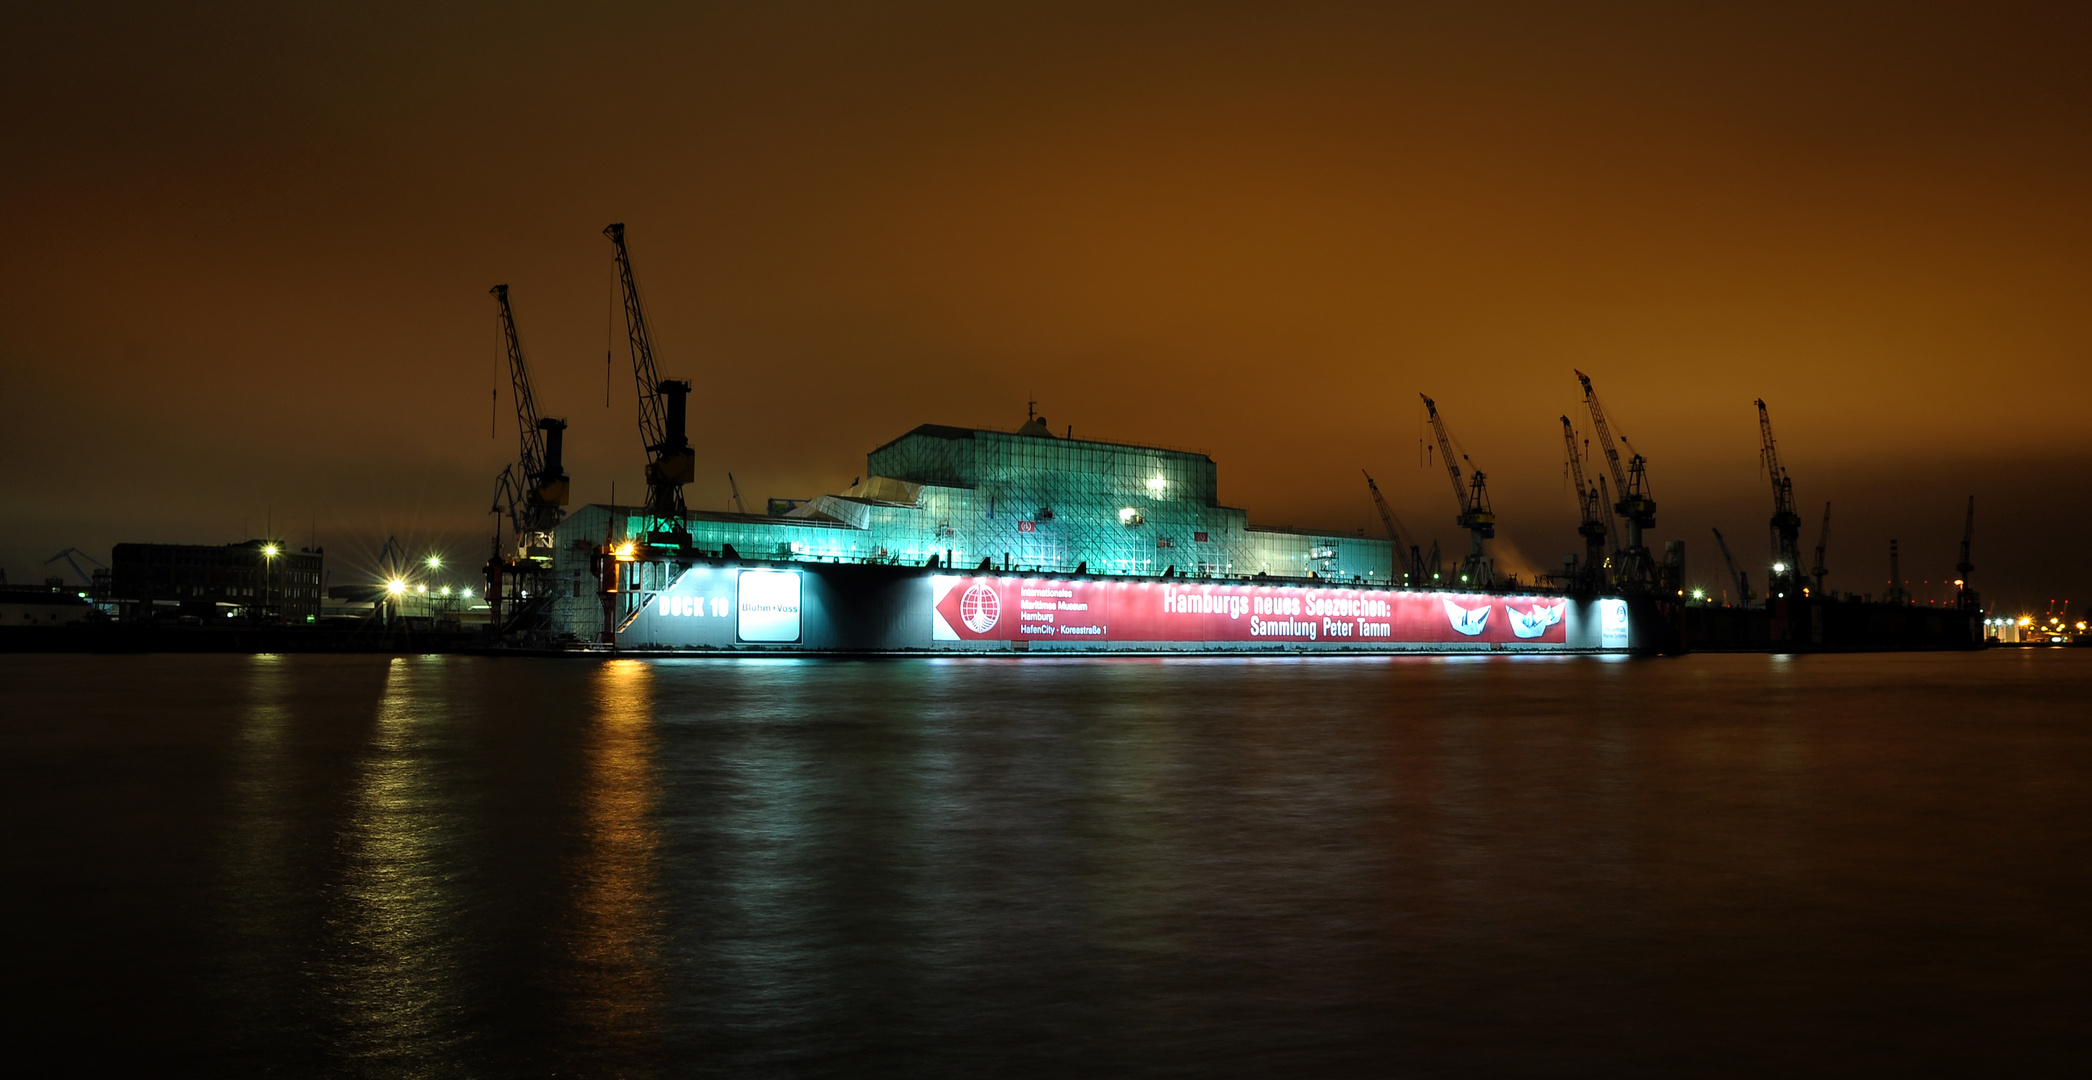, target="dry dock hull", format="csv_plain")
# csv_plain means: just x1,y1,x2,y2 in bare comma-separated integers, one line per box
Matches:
597,562,1654,655
1682,598,1984,653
